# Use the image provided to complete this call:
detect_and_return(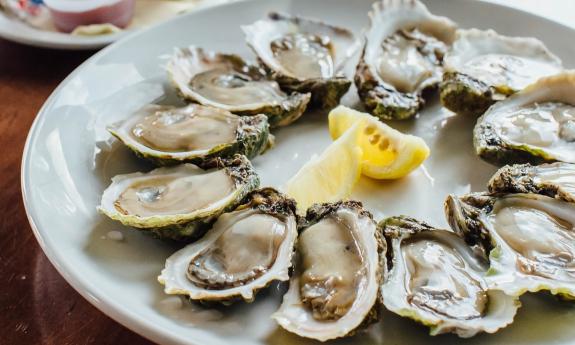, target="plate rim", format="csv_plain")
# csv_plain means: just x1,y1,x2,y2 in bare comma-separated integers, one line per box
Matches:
19,1,575,344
